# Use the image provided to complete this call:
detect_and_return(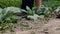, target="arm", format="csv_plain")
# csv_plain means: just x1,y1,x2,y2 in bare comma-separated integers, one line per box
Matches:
36,0,42,8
